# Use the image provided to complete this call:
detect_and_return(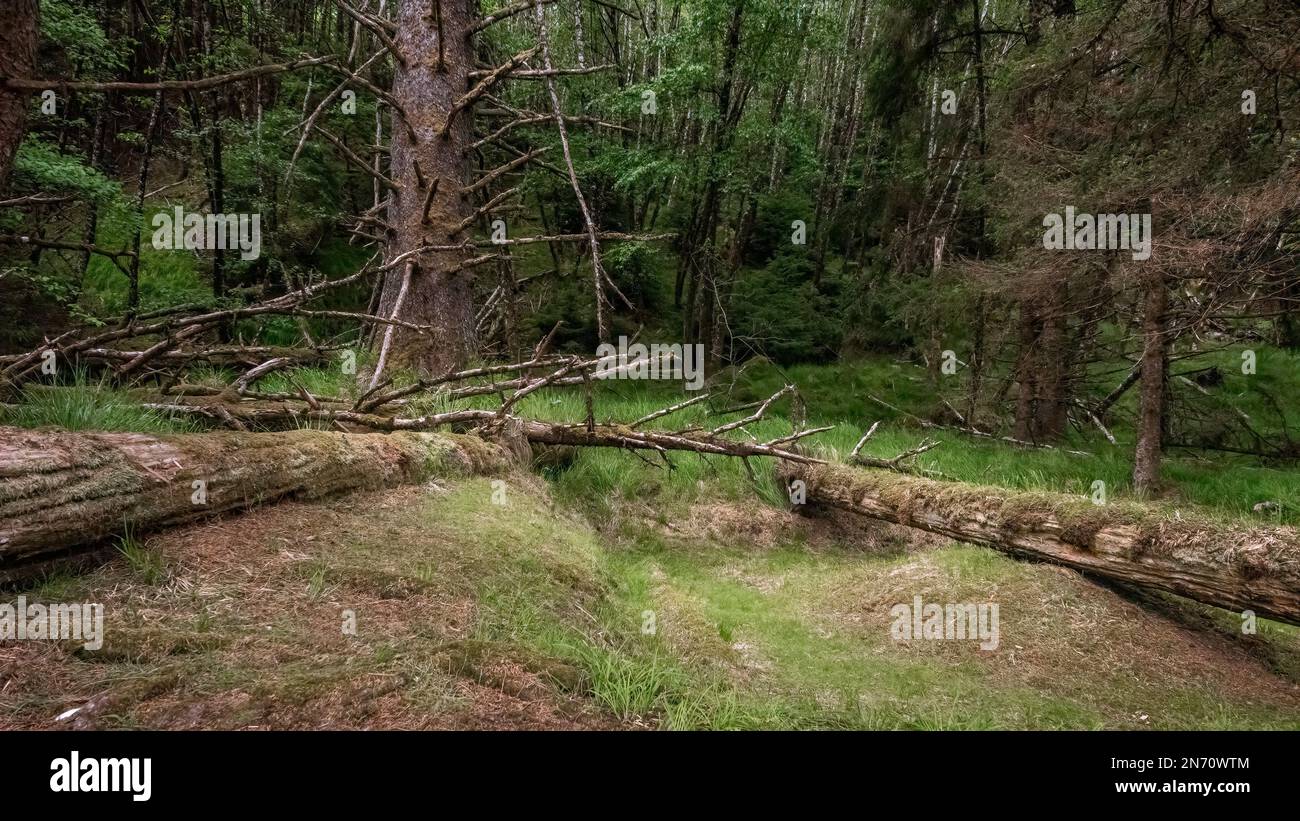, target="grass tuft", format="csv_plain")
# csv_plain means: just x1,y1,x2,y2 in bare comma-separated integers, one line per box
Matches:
1,370,196,433
114,525,169,585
